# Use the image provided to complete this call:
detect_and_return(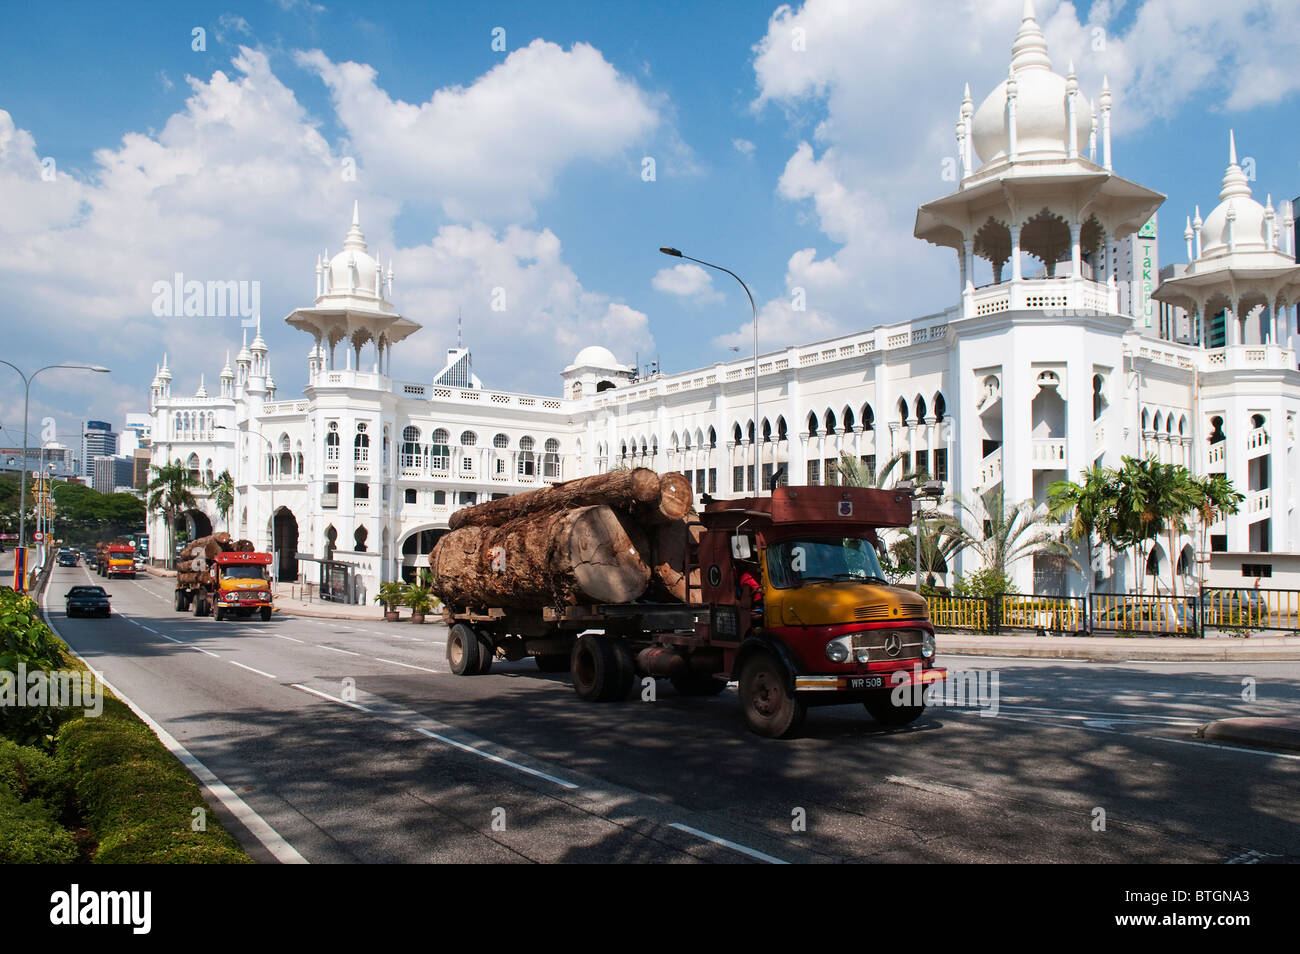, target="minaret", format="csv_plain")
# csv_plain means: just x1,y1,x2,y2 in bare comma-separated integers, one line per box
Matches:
1099,76,1112,171
220,351,235,398
158,354,172,398
236,330,252,387
195,374,208,399
250,316,268,380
